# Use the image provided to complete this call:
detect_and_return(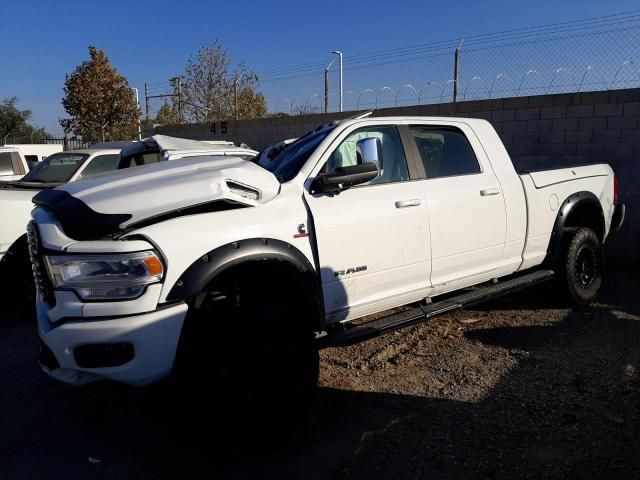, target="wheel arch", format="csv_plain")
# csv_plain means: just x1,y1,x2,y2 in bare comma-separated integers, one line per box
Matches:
545,191,605,265
166,238,324,329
